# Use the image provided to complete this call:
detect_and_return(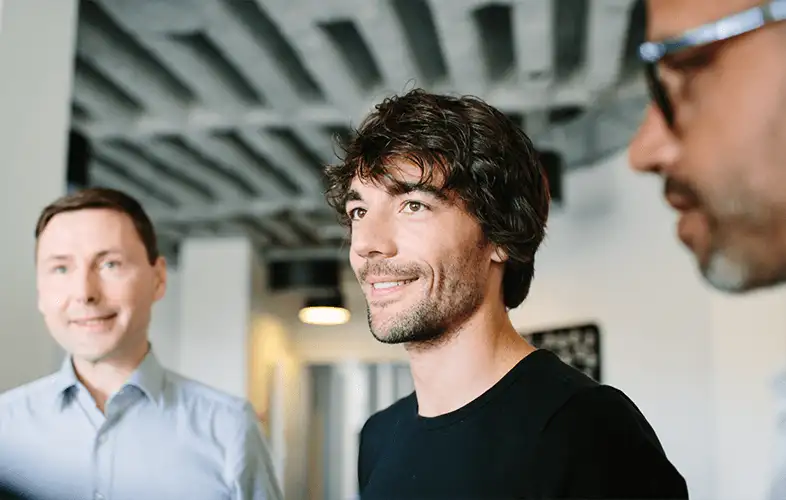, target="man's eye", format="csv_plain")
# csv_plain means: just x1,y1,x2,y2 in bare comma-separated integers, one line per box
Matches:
348,207,366,220
403,201,428,213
